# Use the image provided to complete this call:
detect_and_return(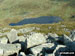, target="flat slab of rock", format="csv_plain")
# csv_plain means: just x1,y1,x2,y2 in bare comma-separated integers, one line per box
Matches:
7,29,18,43
0,43,21,56
30,43,54,56
27,33,47,48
